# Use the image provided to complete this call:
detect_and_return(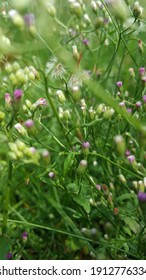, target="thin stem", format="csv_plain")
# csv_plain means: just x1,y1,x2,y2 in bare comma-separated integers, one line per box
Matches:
2,160,13,235
43,75,71,147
